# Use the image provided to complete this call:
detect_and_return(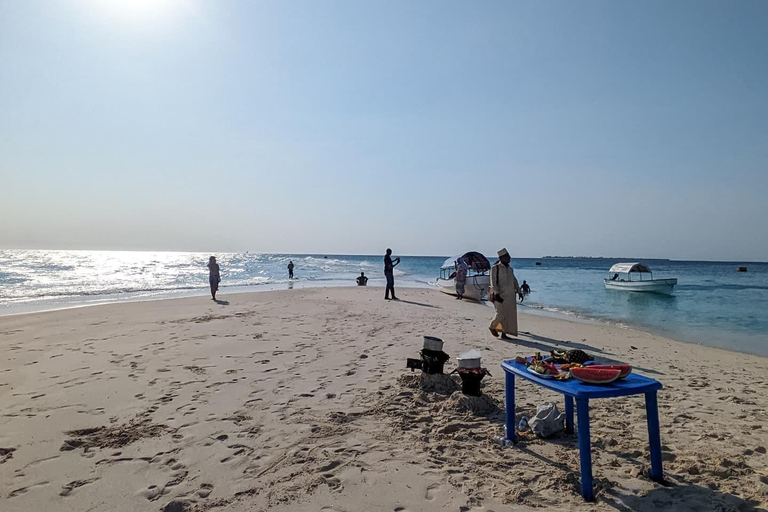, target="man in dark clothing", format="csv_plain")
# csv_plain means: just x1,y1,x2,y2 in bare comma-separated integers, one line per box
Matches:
356,272,368,286
287,261,294,279
384,249,400,300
